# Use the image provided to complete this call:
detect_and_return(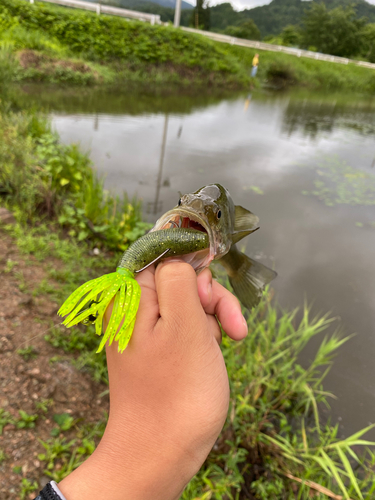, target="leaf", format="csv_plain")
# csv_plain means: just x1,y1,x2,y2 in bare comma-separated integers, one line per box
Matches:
320,450,350,500
60,178,70,186
336,447,363,500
